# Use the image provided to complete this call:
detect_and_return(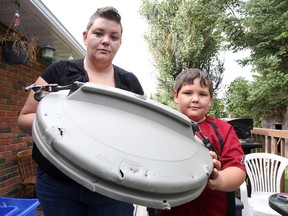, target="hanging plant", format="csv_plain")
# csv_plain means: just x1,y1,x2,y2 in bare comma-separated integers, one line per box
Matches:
0,3,38,64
